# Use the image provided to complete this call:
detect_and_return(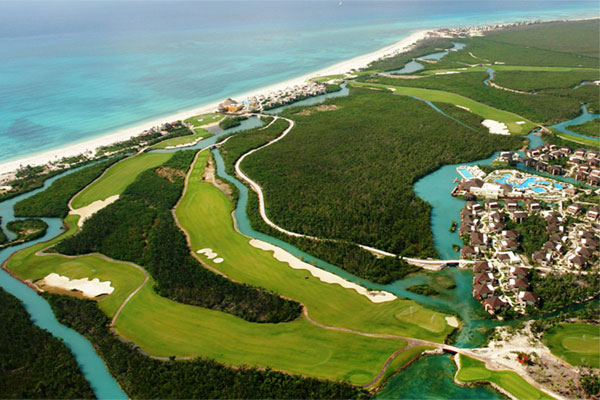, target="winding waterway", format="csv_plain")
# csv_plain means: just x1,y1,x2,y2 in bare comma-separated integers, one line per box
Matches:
0,168,127,399
550,104,600,142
